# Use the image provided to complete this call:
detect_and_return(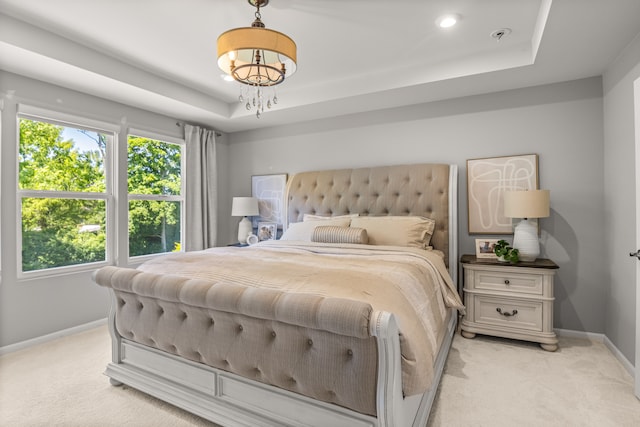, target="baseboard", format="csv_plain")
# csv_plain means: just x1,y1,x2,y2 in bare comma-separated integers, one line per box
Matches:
554,328,606,342
602,335,635,378
555,328,635,378
0,318,107,356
